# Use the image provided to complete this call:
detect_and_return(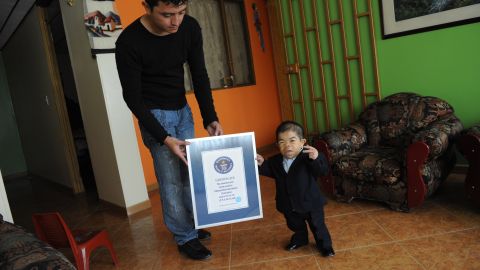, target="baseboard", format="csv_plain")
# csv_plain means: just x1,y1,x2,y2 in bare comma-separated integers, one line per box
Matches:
3,171,29,182
126,199,151,216
452,164,468,174
257,143,278,158
147,182,159,192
